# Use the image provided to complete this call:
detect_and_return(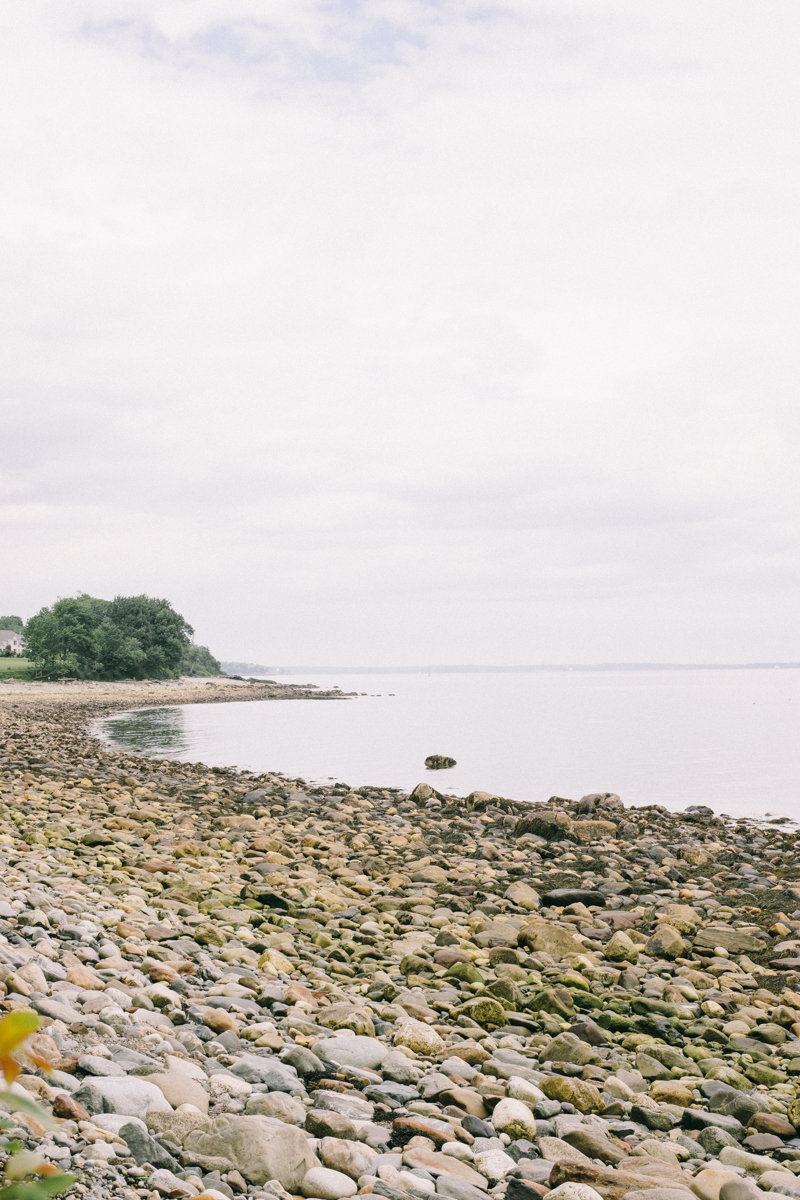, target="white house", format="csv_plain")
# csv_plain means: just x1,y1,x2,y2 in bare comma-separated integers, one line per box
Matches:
0,630,23,655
